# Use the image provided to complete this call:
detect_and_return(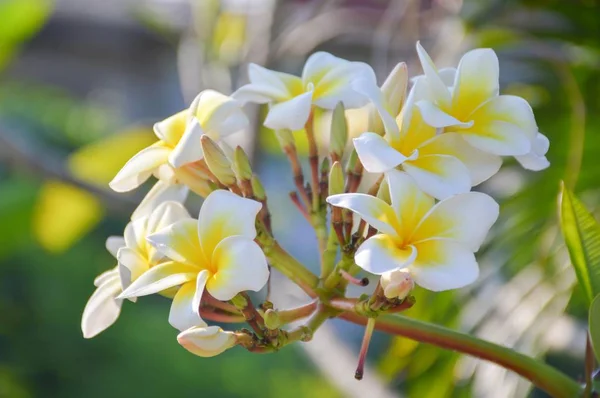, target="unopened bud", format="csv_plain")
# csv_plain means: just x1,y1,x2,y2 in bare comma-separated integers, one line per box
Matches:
330,102,348,158
251,175,266,201
275,129,295,150
200,135,236,186
329,161,344,196
320,157,330,179
177,325,237,357
381,62,407,118
263,309,281,330
345,149,359,173
376,178,391,204
380,269,414,300
232,146,253,181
